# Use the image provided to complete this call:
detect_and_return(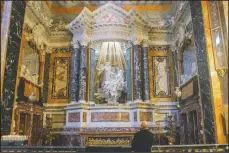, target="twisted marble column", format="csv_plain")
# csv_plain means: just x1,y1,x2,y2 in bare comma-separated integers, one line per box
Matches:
70,46,80,102
142,46,150,102
78,46,87,102
133,45,142,102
